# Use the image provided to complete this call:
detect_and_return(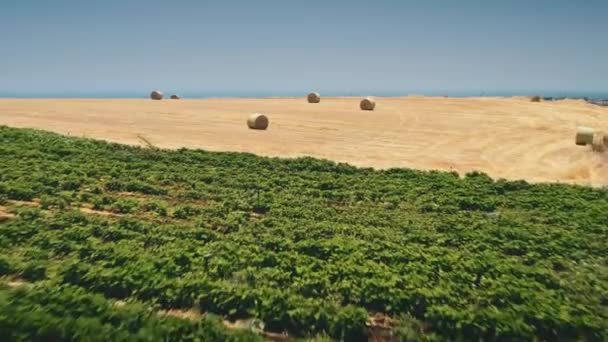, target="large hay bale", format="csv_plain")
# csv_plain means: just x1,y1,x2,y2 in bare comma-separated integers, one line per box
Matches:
360,97,376,111
247,114,269,130
575,126,594,146
530,95,541,102
591,131,606,152
307,92,320,103
170,94,181,100
150,90,163,100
